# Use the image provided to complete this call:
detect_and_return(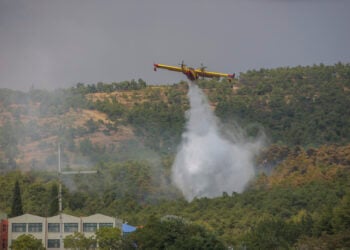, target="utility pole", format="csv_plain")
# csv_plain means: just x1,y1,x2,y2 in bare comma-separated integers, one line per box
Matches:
58,144,97,250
